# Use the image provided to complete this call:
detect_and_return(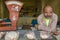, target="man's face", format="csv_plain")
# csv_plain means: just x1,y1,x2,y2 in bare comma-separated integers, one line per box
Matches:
44,6,53,18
